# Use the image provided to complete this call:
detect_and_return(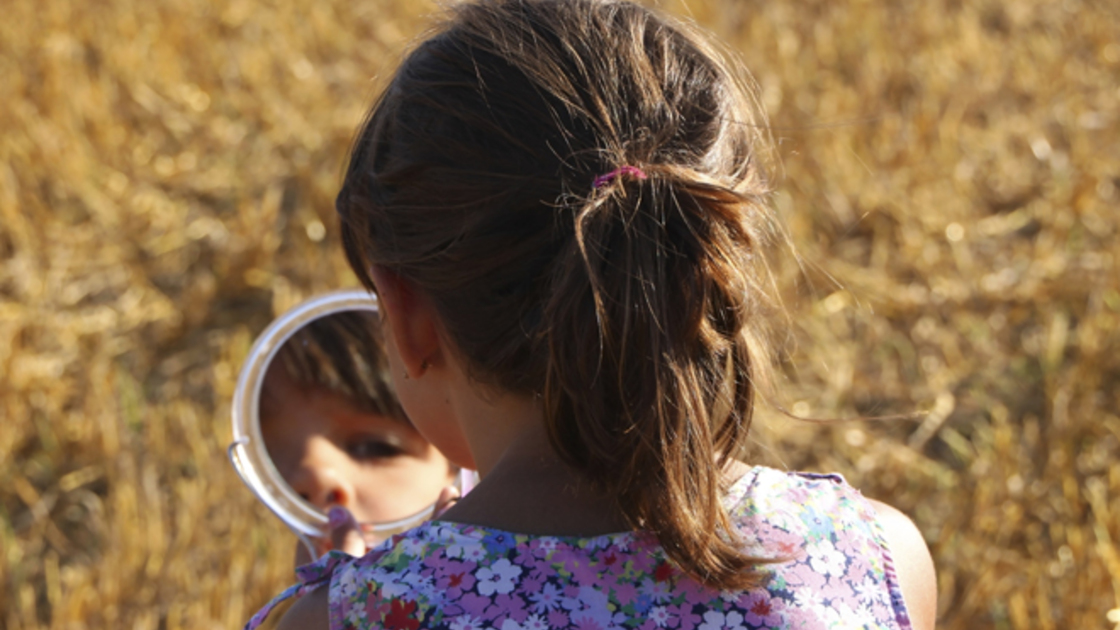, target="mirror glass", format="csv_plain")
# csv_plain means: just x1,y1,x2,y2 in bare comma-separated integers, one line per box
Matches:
229,290,472,556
